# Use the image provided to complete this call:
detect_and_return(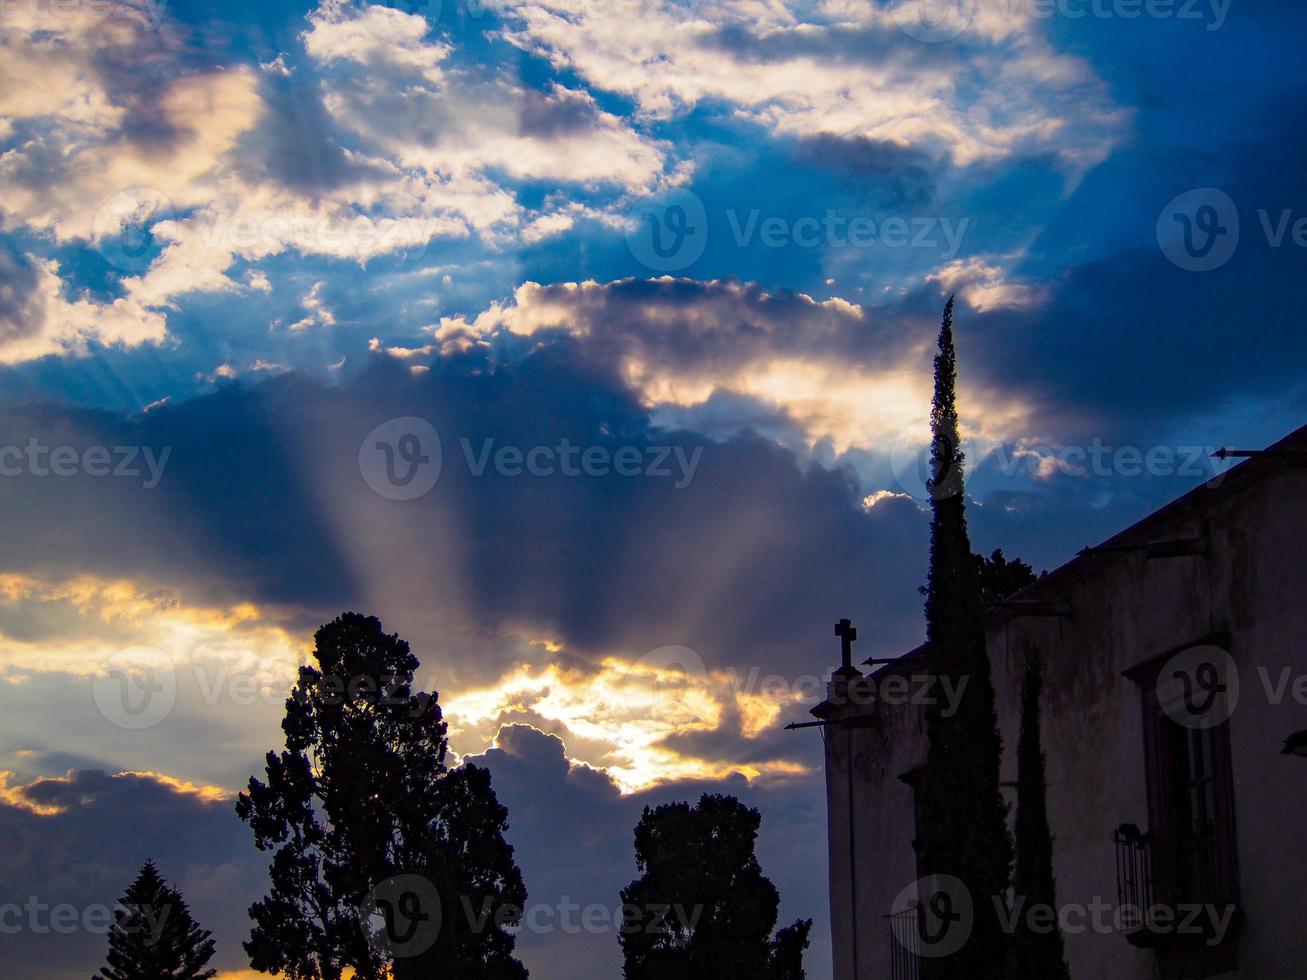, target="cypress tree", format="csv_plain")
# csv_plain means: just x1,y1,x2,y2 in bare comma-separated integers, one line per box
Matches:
917,296,1012,978
93,860,217,980
1009,647,1071,980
